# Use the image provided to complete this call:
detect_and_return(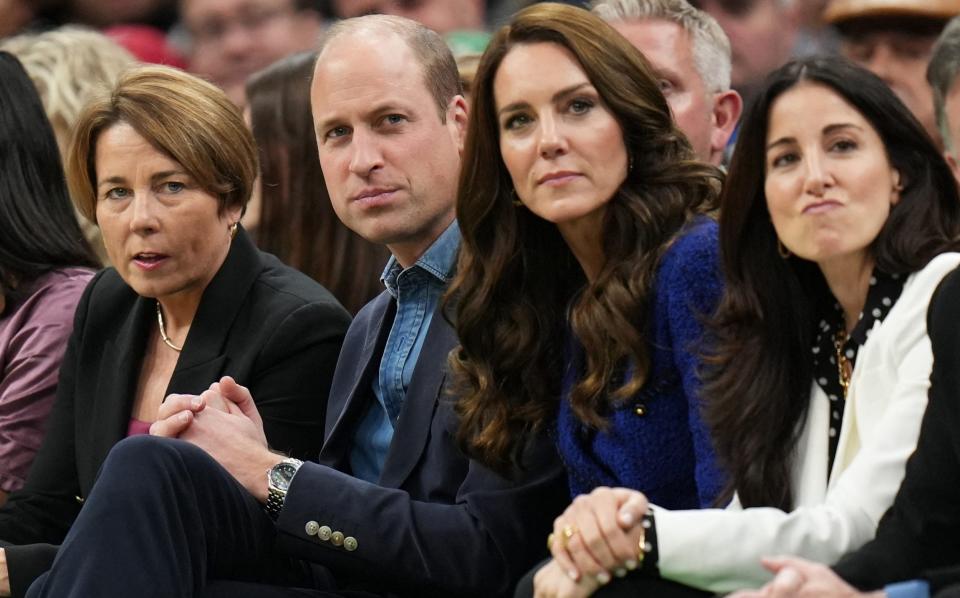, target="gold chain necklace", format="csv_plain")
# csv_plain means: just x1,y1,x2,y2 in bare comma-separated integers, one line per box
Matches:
156,301,183,352
833,329,851,399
